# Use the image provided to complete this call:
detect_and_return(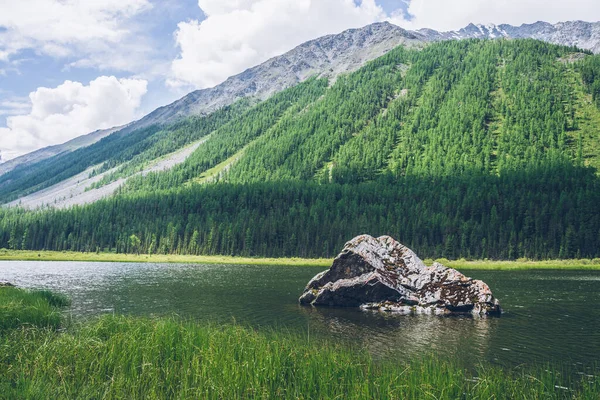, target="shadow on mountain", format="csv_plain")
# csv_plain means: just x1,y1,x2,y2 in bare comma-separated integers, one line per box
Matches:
1,163,598,260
